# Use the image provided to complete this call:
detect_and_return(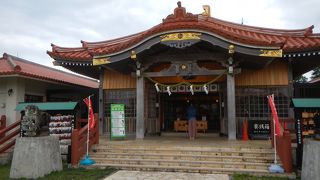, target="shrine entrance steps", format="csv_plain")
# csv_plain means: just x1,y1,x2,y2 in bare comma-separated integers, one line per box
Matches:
89,136,293,177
